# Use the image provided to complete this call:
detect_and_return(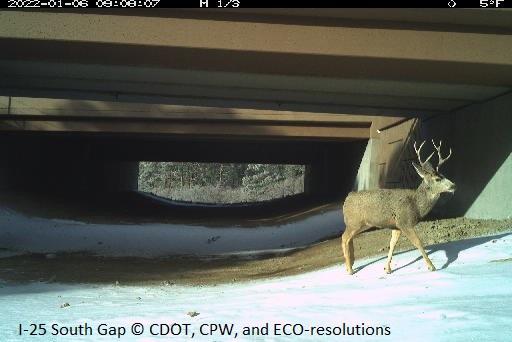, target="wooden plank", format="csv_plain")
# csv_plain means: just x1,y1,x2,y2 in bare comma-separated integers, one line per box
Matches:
0,119,370,140
7,97,379,124
2,11,511,66
0,96,9,114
